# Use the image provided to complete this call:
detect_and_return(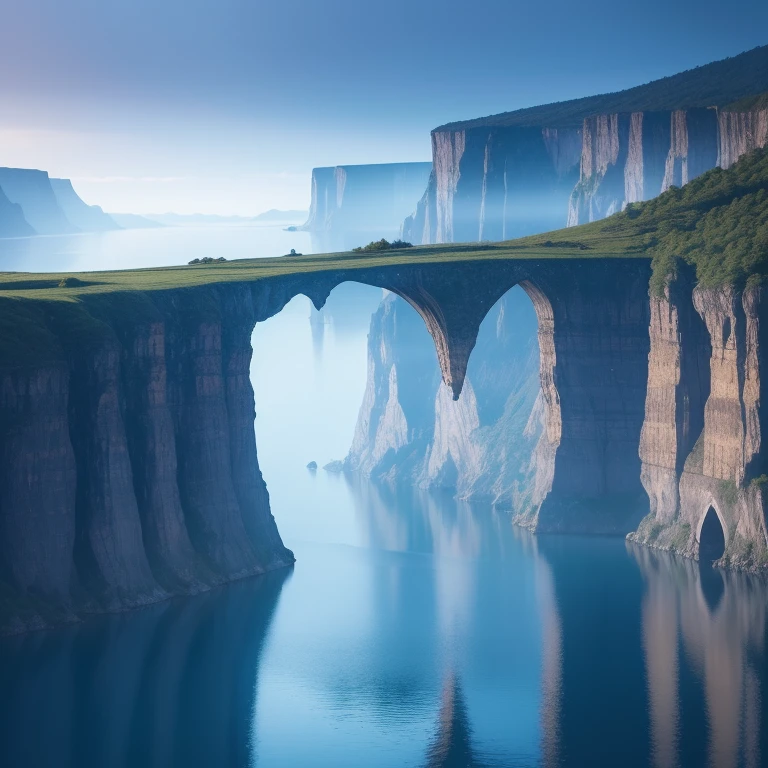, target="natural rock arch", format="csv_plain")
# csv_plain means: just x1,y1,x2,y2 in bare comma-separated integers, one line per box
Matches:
697,504,727,562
